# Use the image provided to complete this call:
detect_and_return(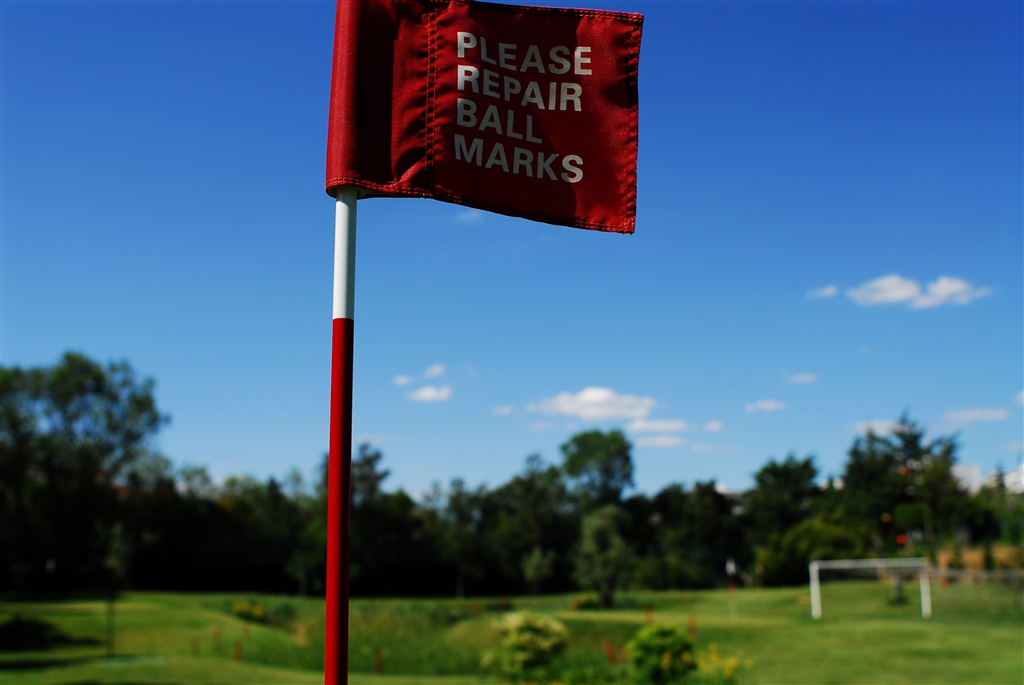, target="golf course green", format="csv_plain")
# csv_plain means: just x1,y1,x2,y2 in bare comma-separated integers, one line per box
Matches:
2,580,1020,684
